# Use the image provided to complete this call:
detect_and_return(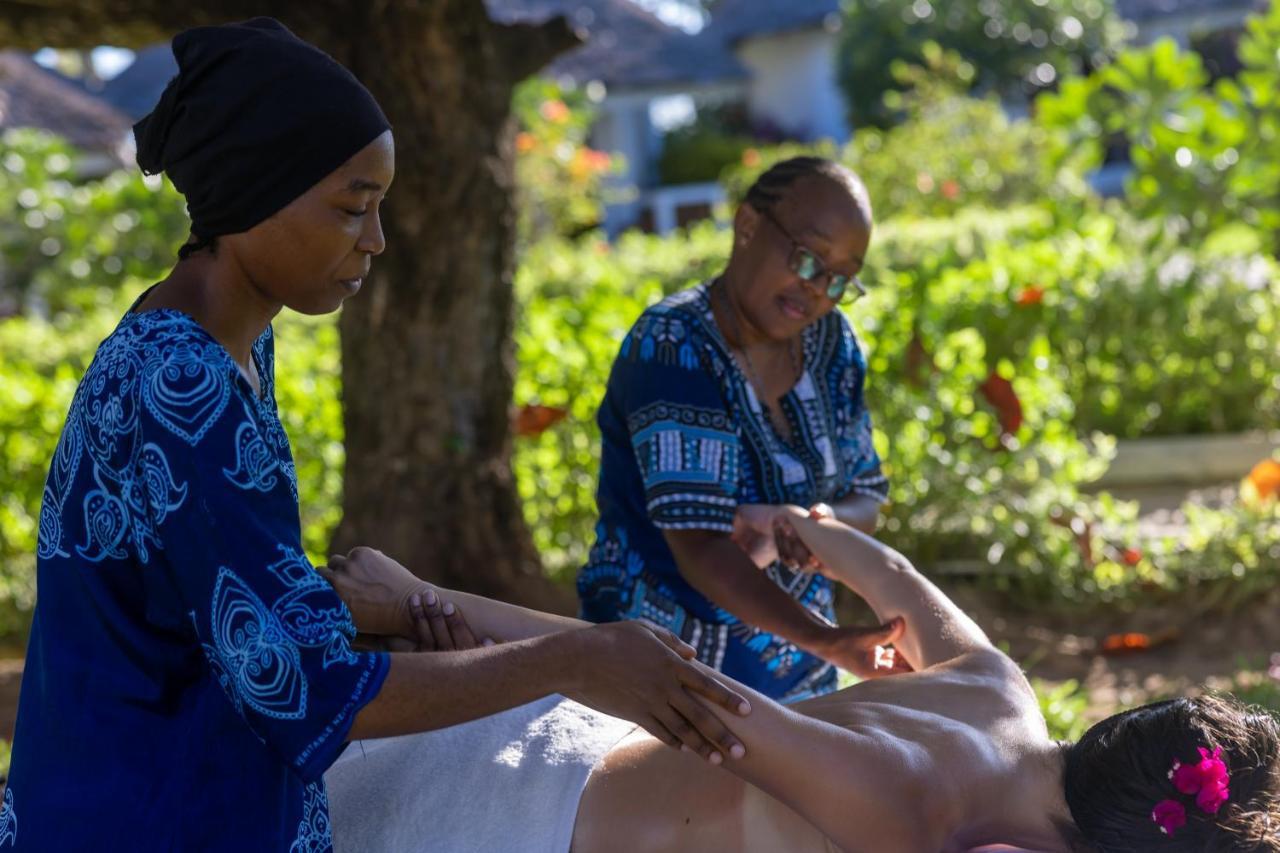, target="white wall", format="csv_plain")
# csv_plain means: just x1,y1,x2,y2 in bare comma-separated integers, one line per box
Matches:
592,93,658,234
734,27,850,143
